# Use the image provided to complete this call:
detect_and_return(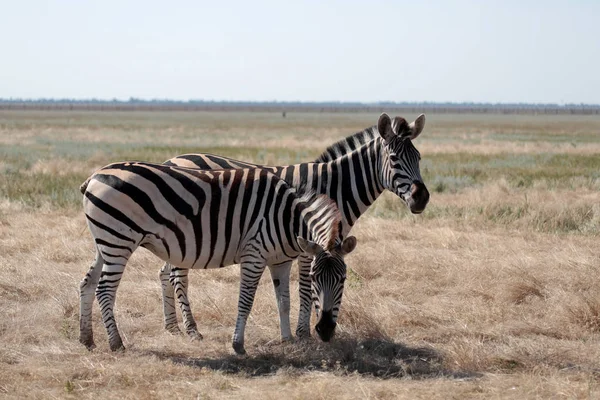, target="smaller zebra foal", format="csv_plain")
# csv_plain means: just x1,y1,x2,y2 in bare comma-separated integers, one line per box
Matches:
79,163,356,354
